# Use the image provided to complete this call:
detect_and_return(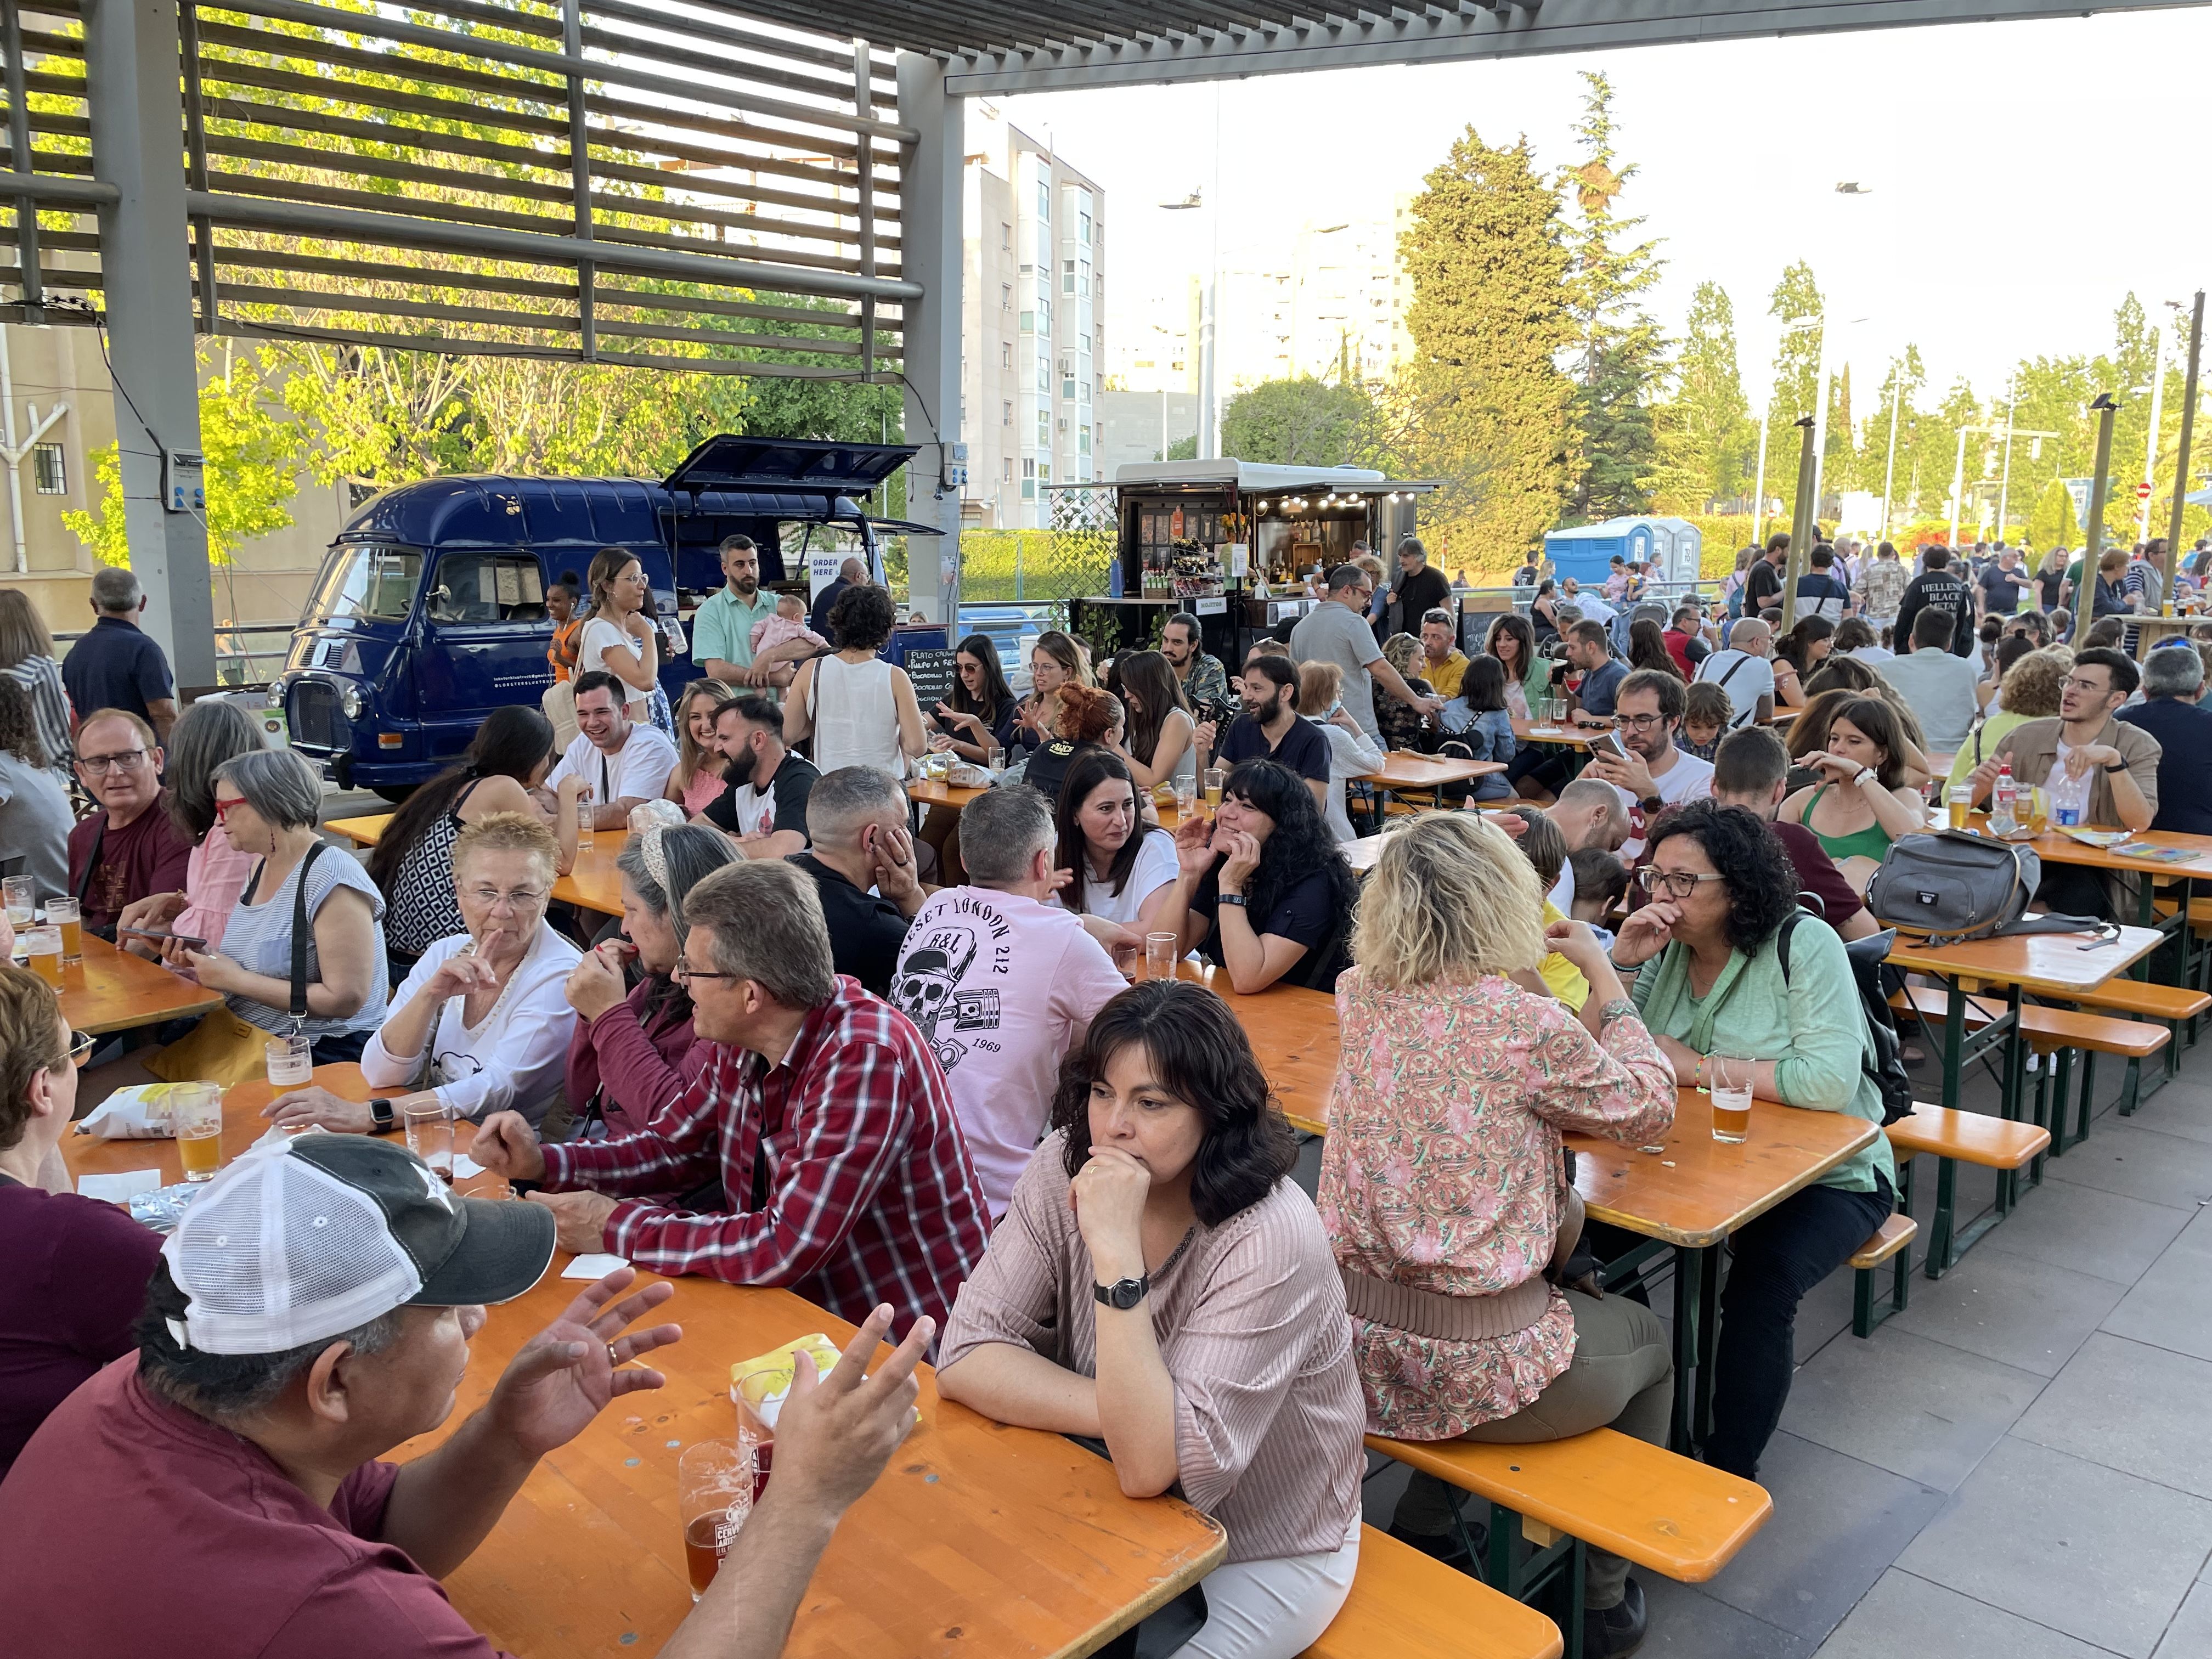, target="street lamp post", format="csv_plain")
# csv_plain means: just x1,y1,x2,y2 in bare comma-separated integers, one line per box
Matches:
1158,179,1218,461
1878,360,1903,543
1784,415,1818,631
2074,393,2121,643
2138,318,2169,546
1996,370,2019,542
2165,291,2205,600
